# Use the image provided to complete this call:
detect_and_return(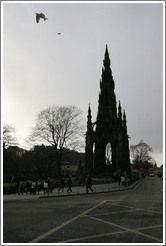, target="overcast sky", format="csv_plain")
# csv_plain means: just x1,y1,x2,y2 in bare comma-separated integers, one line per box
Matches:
2,1,164,166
